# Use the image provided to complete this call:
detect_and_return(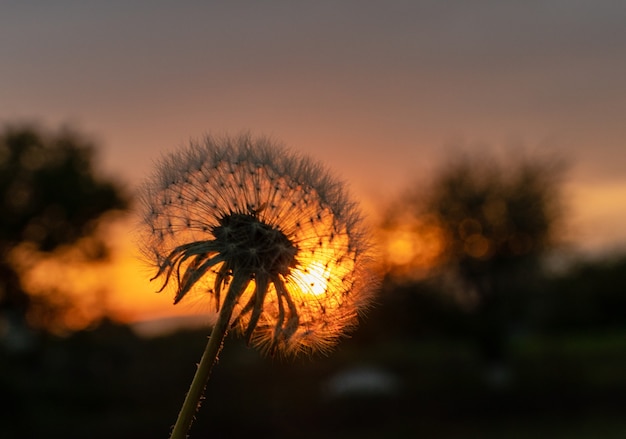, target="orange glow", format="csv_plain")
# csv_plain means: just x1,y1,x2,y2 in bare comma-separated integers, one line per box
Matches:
291,259,331,296
281,231,355,325
567,182,626,251
13,218,214,333
463,233,491,259
386,231,421,266
380,215,446,279
105,220,217,323
17,179,626,333
127,210,357,333
12,243,112,333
